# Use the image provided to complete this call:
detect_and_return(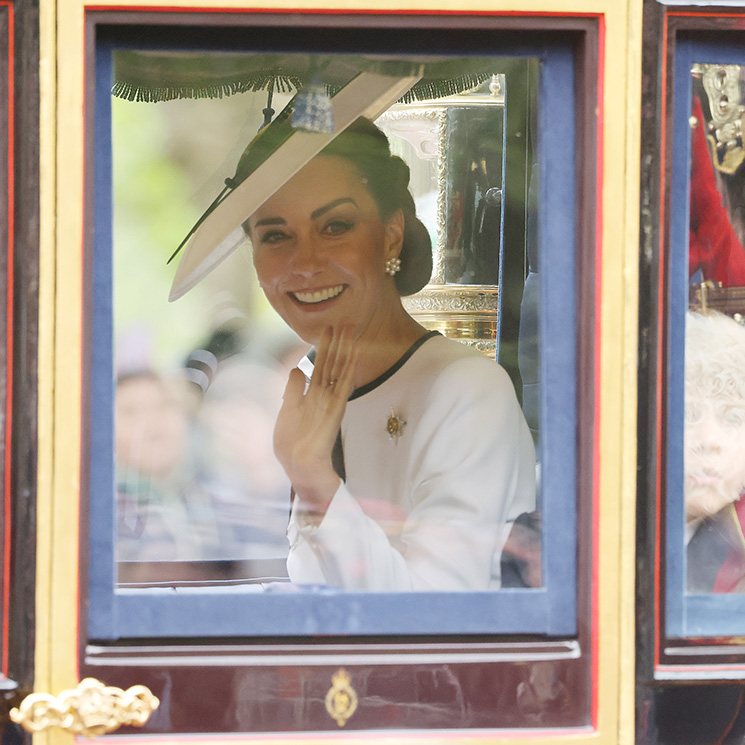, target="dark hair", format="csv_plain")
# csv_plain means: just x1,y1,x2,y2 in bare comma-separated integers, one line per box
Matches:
319,118,433,296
